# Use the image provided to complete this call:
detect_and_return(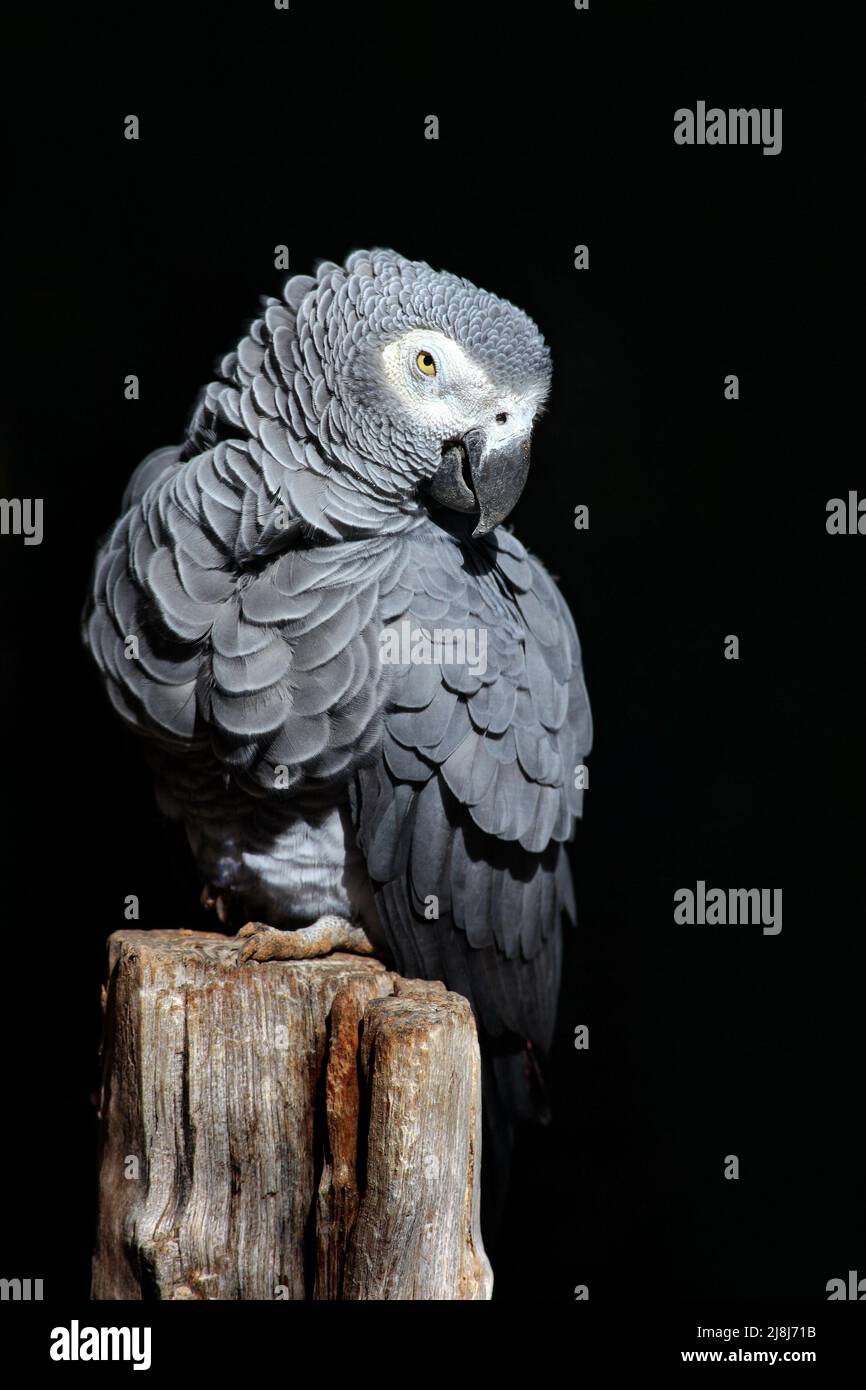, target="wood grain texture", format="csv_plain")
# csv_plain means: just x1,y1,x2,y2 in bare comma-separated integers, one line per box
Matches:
92,929,492,1301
